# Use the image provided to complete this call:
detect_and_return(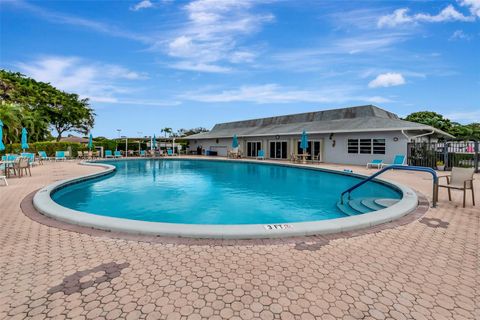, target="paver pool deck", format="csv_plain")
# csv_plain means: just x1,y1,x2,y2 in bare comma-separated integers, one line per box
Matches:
0,158,478,320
